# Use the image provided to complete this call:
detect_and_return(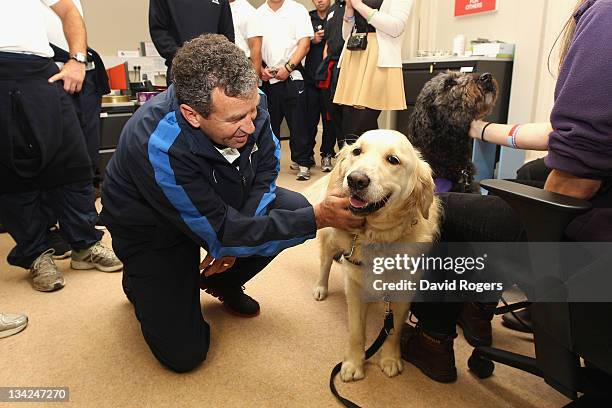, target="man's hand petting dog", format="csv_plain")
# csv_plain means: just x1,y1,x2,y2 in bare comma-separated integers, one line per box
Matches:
200,254,236,277
314,192,365,231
